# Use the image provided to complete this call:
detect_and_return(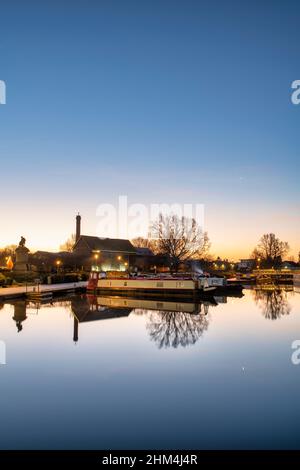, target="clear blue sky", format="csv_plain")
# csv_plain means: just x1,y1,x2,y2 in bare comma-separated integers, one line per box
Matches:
0,0,299,258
